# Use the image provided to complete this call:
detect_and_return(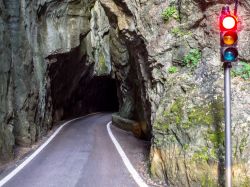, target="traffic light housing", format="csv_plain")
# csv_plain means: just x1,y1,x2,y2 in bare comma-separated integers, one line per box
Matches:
220,6,238,63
